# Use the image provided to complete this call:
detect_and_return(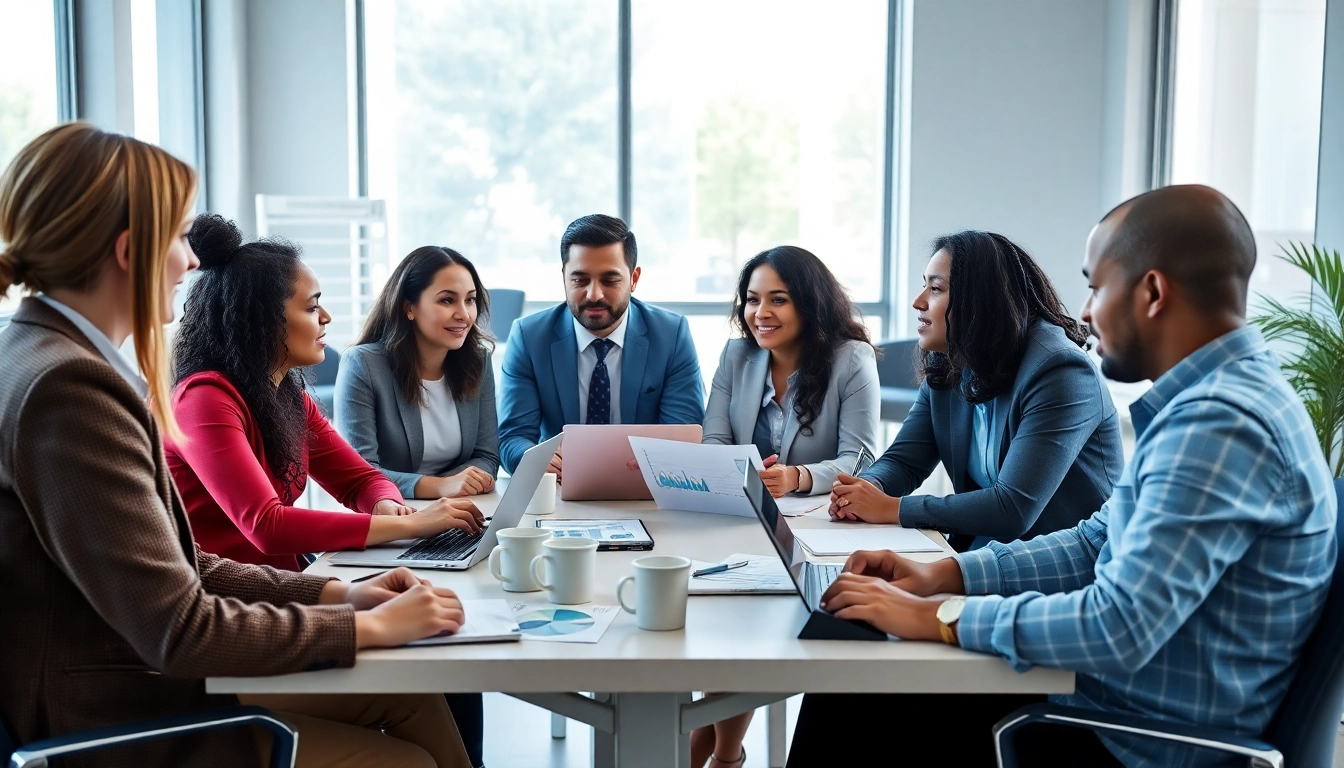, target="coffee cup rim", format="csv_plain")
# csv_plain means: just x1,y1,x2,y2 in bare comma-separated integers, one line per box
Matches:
632,555,691,570
498,527,552,538
544,537,598,549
